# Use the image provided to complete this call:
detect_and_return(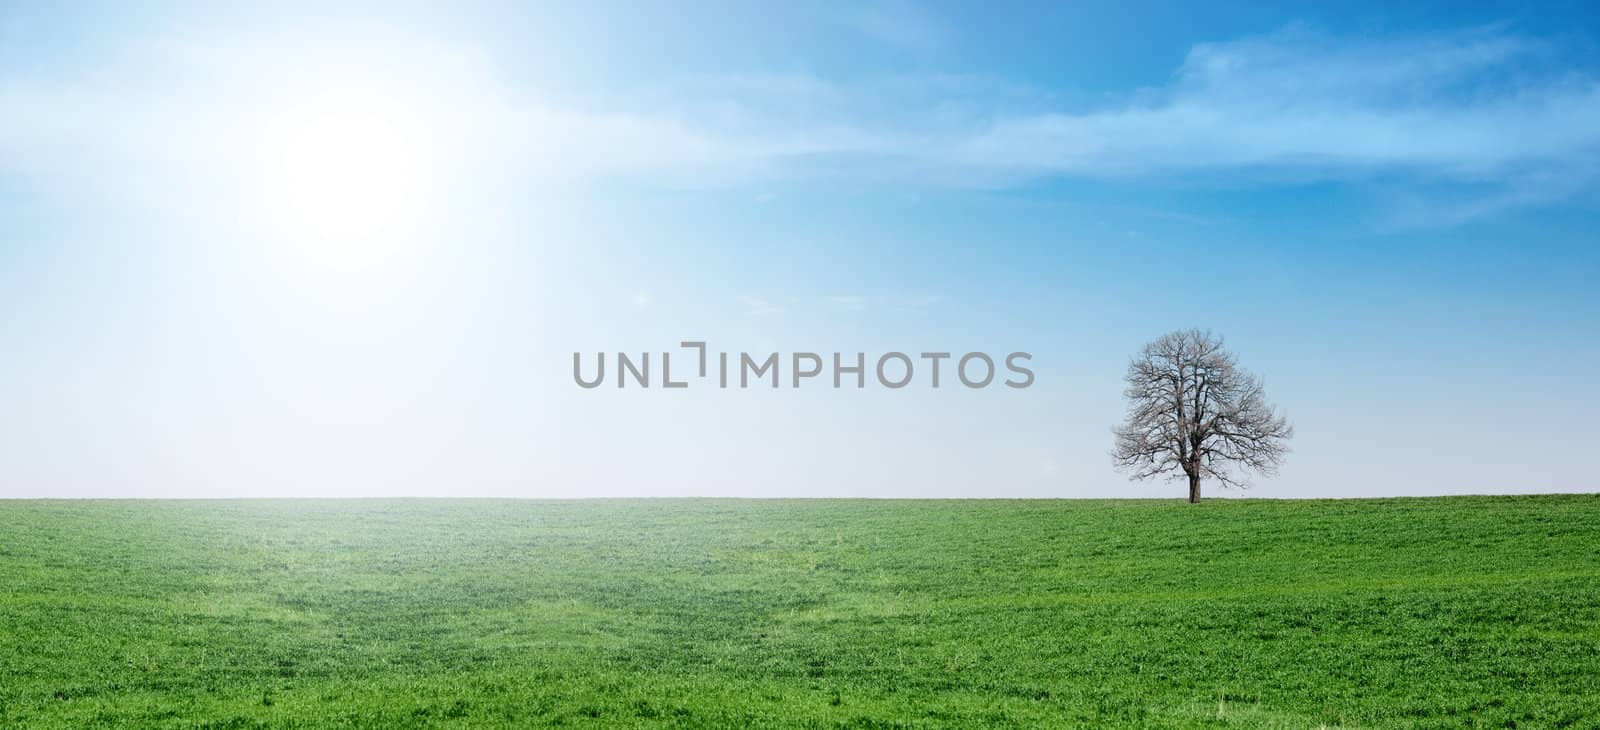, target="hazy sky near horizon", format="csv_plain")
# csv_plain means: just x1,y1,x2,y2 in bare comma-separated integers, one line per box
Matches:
3,1,1600,498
